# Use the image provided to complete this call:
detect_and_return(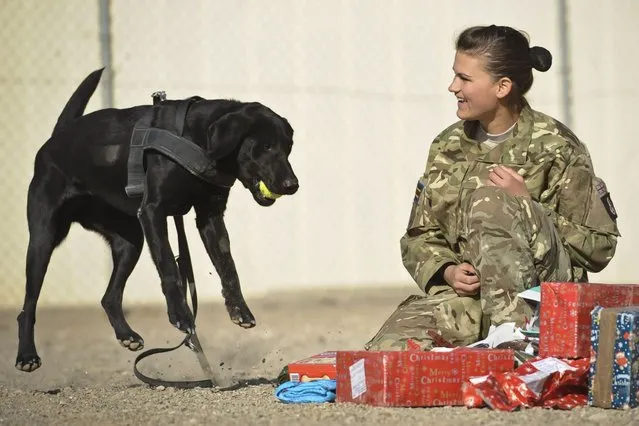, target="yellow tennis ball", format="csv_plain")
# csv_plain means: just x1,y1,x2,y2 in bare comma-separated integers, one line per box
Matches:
258,181,281,200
